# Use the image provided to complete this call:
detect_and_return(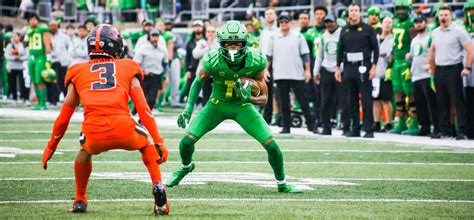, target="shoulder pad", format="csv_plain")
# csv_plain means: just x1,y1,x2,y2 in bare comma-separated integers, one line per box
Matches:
202,49,220,73
38,24,49,33
246,47,267,73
